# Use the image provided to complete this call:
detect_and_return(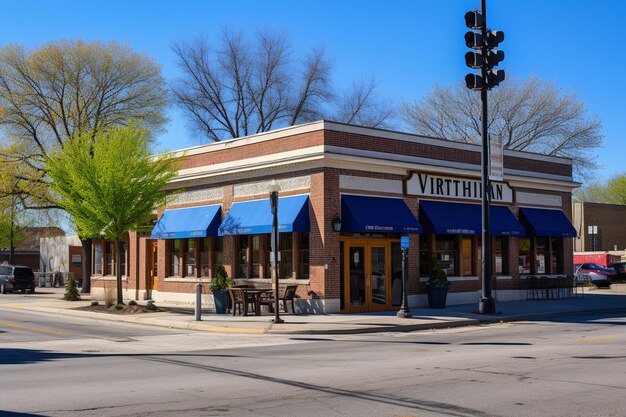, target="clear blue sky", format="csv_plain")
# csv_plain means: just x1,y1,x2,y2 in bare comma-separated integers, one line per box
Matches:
2,0,624,183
